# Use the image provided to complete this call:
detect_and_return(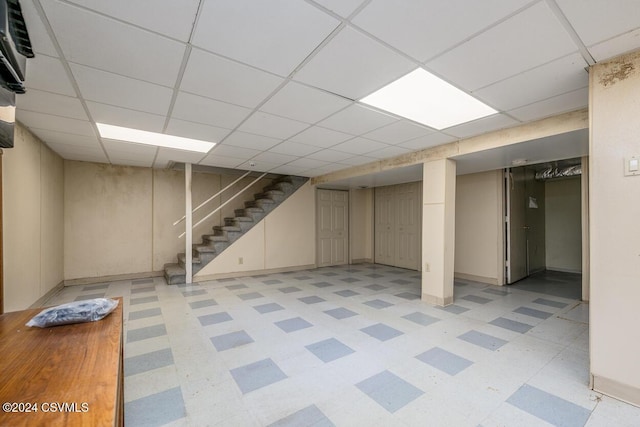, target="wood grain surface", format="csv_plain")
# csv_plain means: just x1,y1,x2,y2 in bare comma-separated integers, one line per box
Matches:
0,297,123,426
